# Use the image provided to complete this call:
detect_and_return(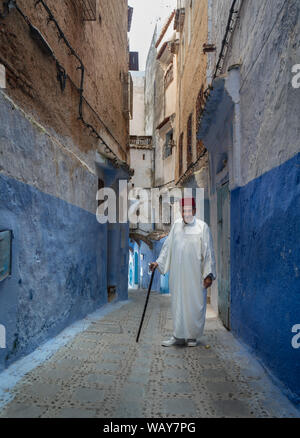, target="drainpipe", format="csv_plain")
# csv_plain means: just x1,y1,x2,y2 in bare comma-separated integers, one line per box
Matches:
225,64,242,190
